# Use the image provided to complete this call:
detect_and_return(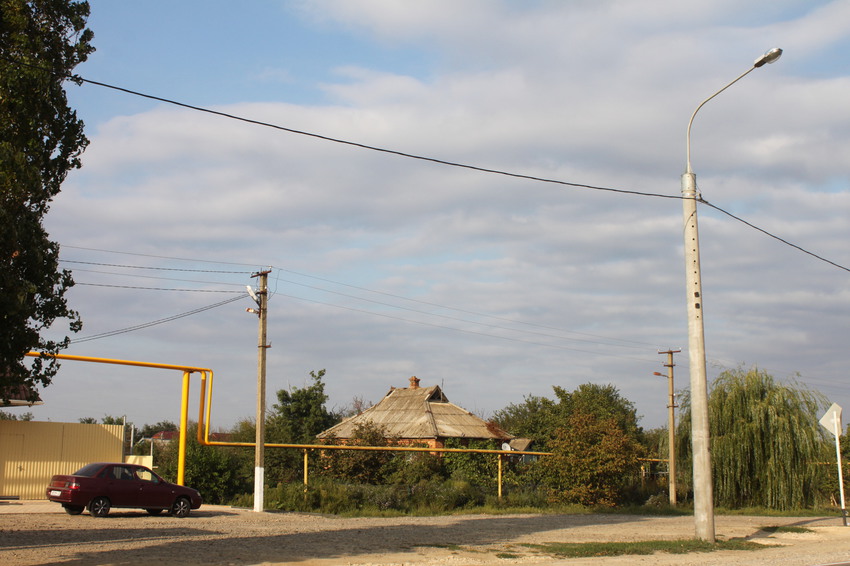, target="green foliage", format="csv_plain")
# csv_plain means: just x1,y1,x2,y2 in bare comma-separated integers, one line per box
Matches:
539,412,642,506
678,367,829,510
157,422,250,504
319,422,401,485
138,420,178,439
1,0,94,400
254,477,487,515
492,394,554,444
268,369,337,443
521,539,762,558
494,382,644,505
0,409,33,420
442,438,500,488
264,369,339,484
493,382,642,452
